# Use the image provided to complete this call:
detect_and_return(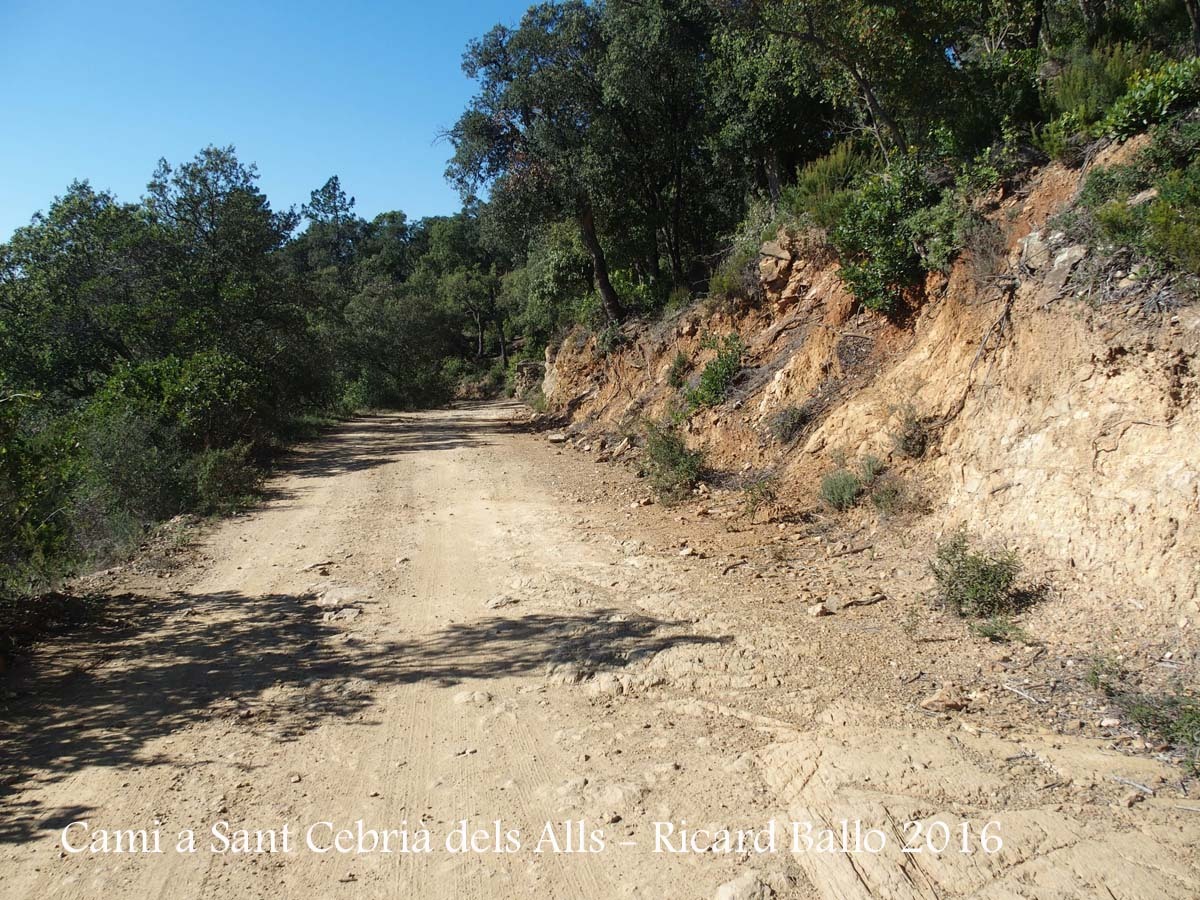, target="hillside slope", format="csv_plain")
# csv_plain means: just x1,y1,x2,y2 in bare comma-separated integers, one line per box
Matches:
543,144,1199,640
